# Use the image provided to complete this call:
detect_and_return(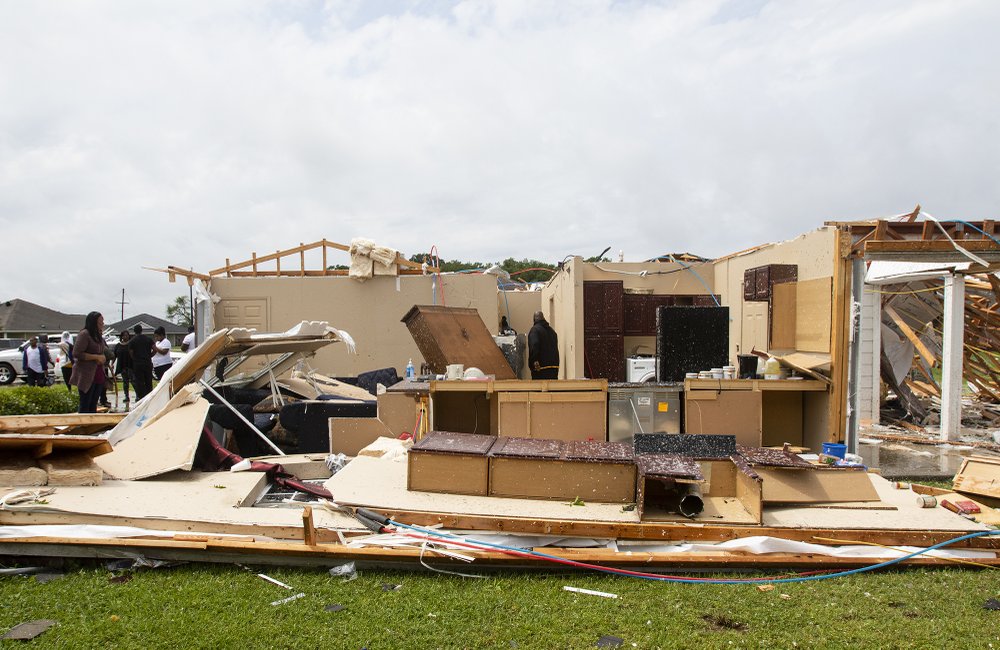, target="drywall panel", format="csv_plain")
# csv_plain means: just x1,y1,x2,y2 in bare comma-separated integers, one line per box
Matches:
210,273,499,378
96,398,210,480
770,282,797,351
377,392,418,437
712,226,837,362
795,277,833,353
